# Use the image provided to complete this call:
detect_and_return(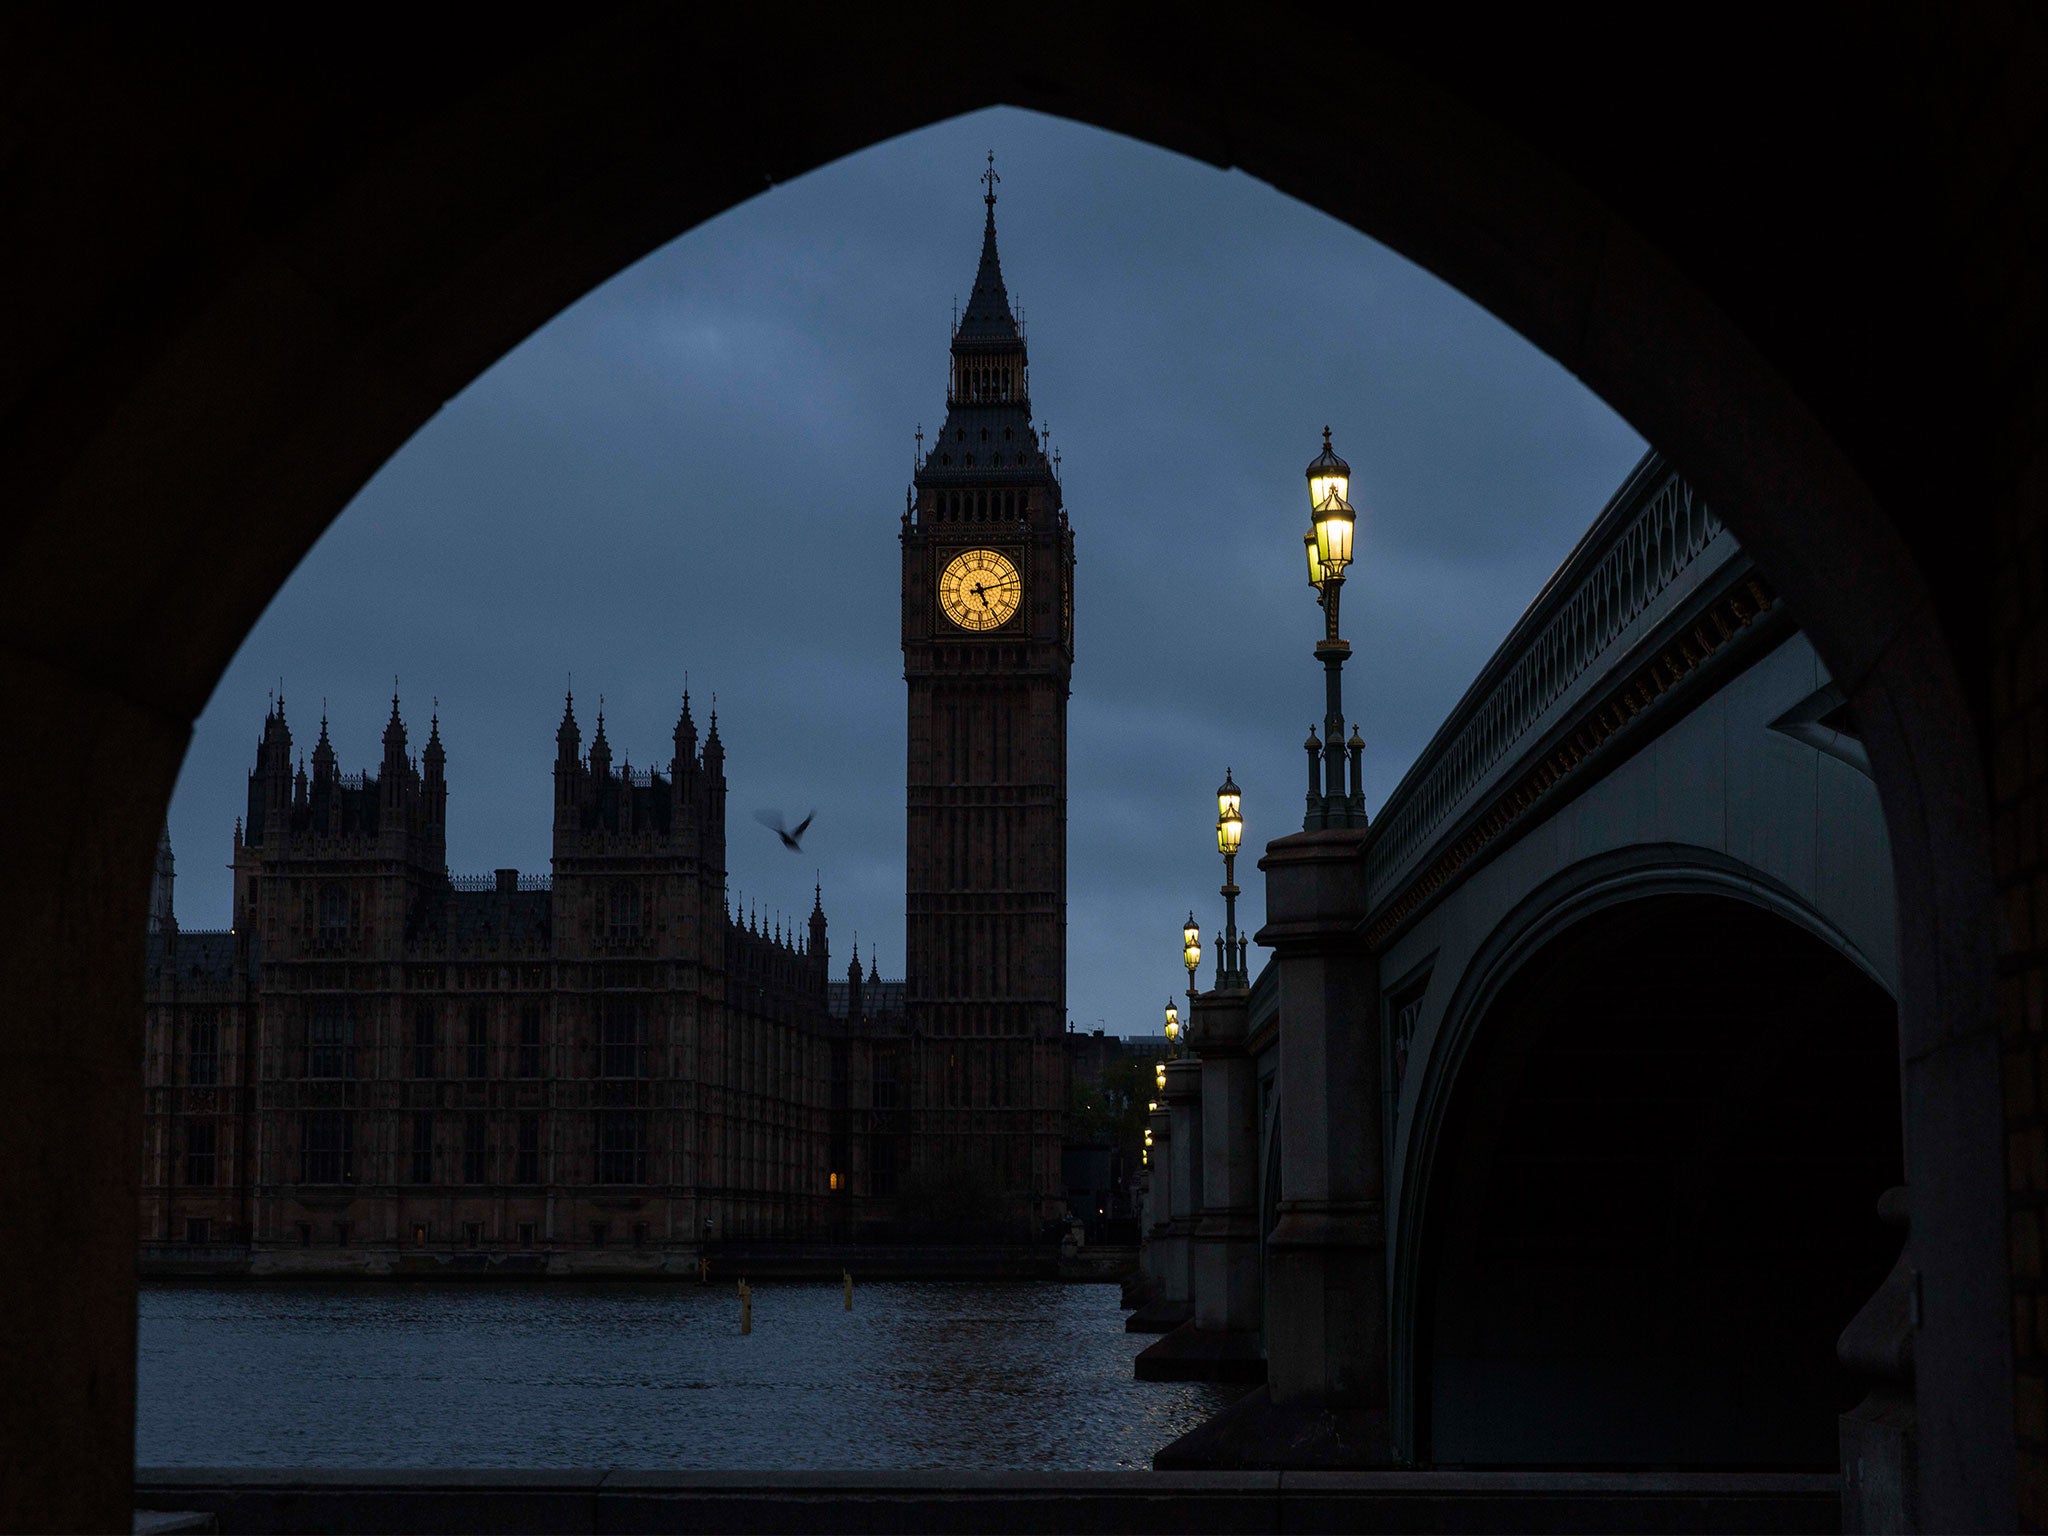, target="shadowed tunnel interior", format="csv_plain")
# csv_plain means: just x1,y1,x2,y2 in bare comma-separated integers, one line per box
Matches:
1422,893,1902,1467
